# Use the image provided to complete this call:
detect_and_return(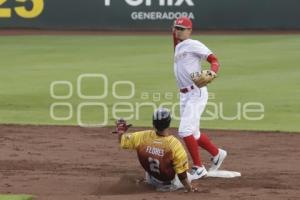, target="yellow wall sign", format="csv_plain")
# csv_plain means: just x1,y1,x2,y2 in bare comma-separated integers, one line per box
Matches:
0,0,44,18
